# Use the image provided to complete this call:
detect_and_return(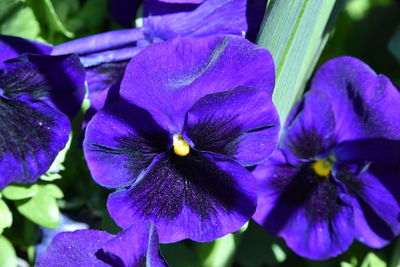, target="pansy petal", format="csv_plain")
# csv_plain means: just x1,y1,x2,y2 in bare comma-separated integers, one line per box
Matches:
86,61,128,112
310,56,400,141
110,0,141,27
245,0,268,42
158,0,204,3
36,230,113,267
83,99,169,188
1,54,86,118
96,222,168,266
282,89,336,159
120,35,274,133
52,28,146,67
253,150,354,260
144,0,198,16
341,169,400,247
185,86,279,165
0,35,51,67
0,95,70,189
107,151,257,242
144,0,247,40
